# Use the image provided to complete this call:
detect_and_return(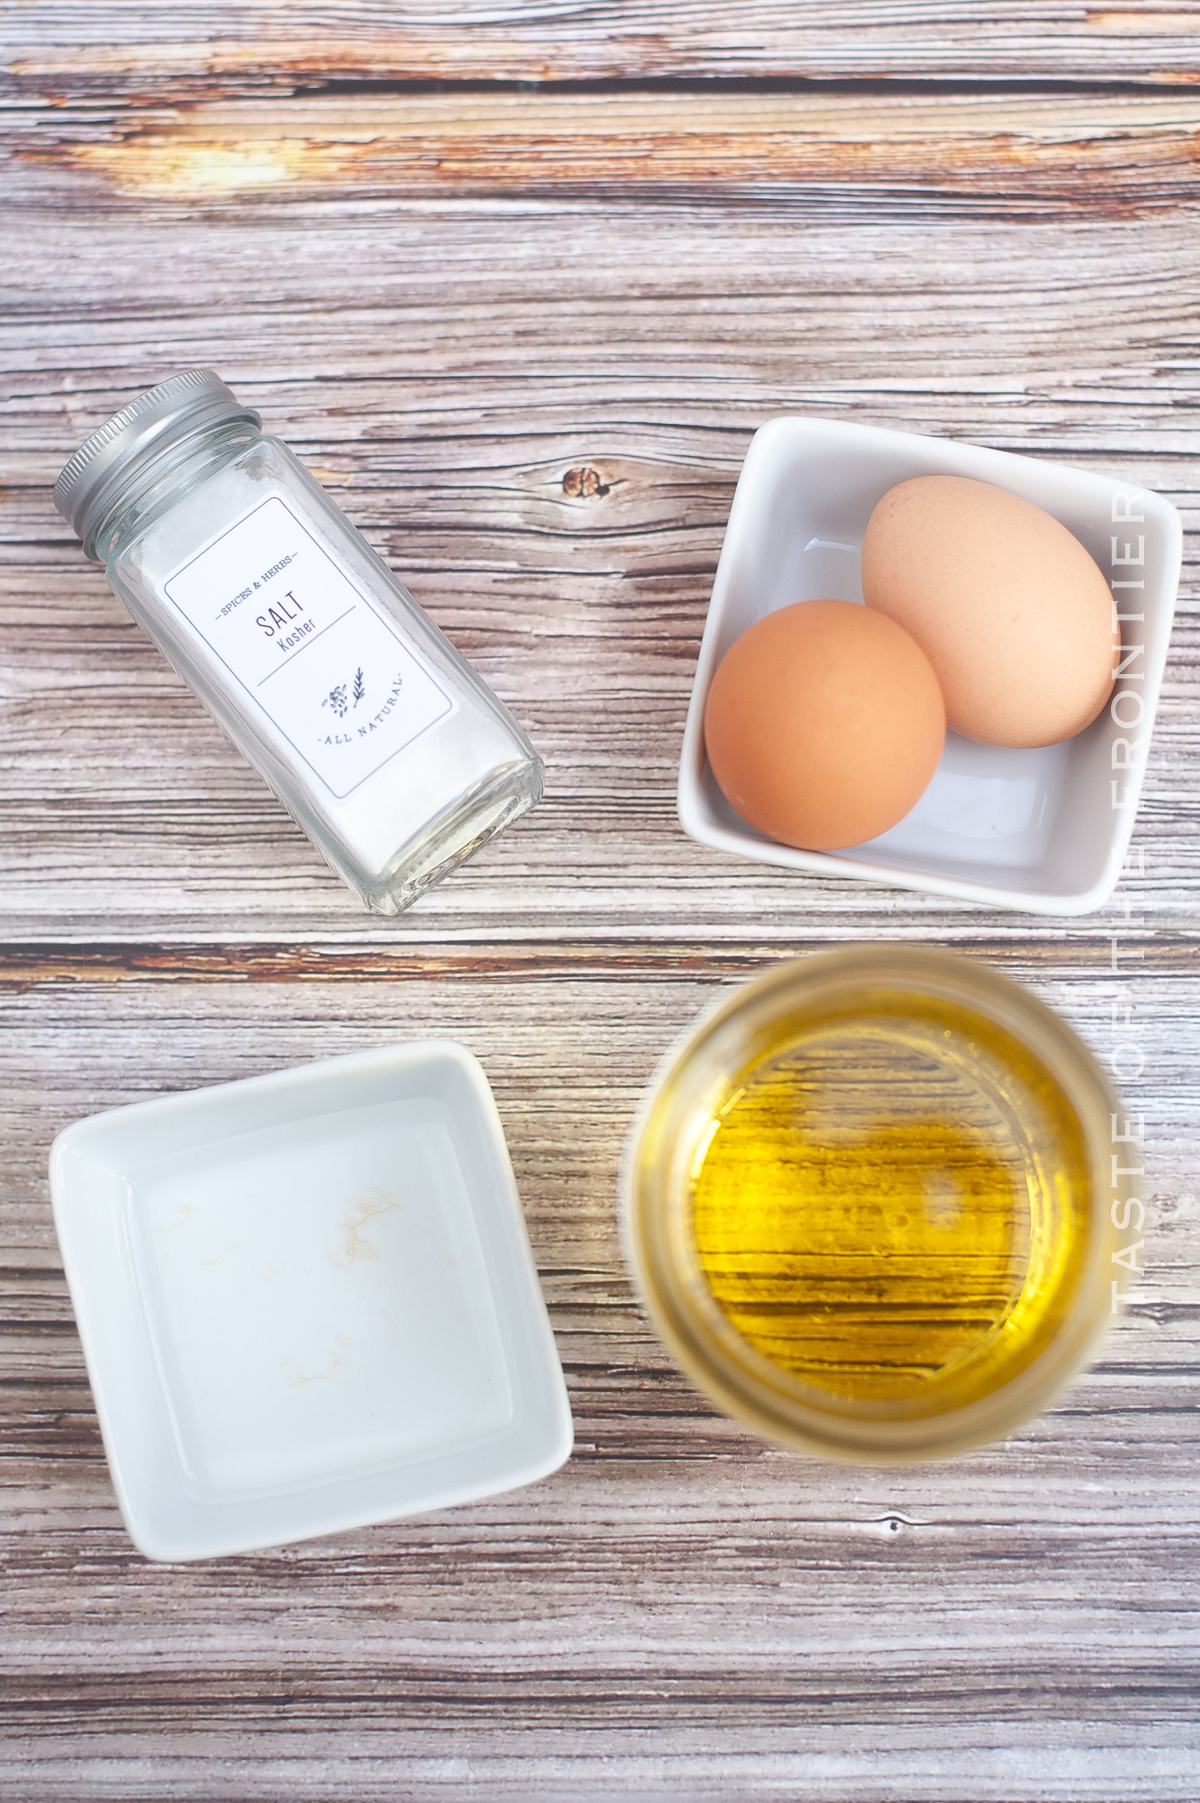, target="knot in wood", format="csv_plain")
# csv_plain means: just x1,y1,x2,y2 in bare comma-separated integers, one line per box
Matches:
562,466,609,499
